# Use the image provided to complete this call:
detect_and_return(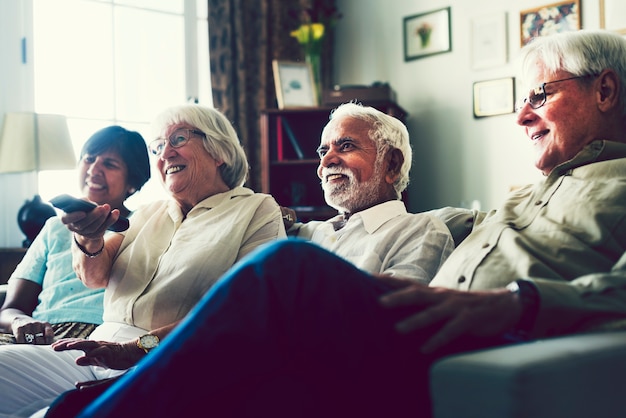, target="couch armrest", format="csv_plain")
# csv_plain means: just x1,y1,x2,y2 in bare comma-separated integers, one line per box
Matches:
0,284,7,307
430,332,626,418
